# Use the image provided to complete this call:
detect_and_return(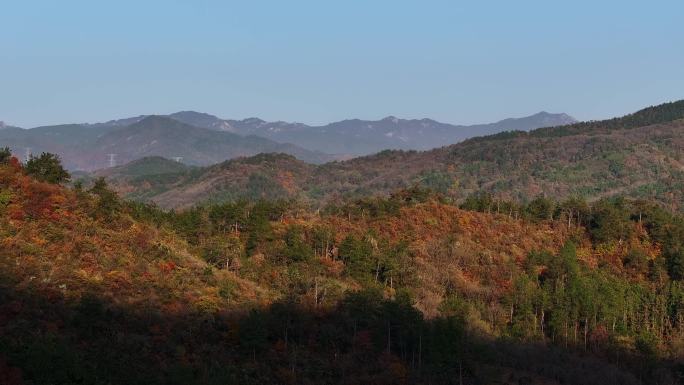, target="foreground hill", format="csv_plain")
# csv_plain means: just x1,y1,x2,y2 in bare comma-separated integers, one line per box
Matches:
168,110,577,155
0,116,333,170
119,153,315,208
108,101,684,210
1,157,683,384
